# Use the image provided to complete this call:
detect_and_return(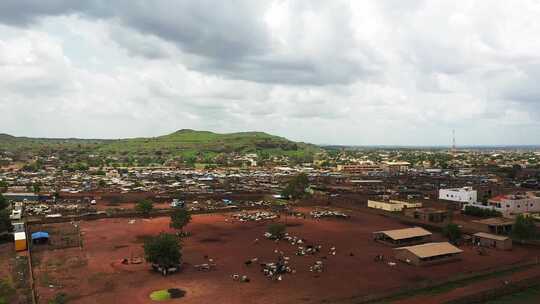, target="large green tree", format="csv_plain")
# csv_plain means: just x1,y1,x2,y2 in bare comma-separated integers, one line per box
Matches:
0,193,9,234
135,200,154,216
443,223,462,244
170,208,191,235
0,193,7,210
0,181,7,193
281,173,310,200
512,215,537,240
144,233,182,269
32,183,41,193
267,223,286,239
0,209,11,234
